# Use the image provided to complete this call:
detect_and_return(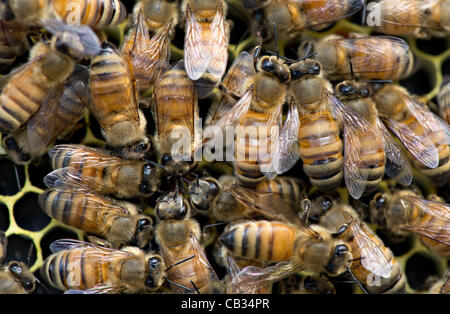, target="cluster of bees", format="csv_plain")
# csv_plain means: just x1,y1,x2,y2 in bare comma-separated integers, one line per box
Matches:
0,0,449,294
